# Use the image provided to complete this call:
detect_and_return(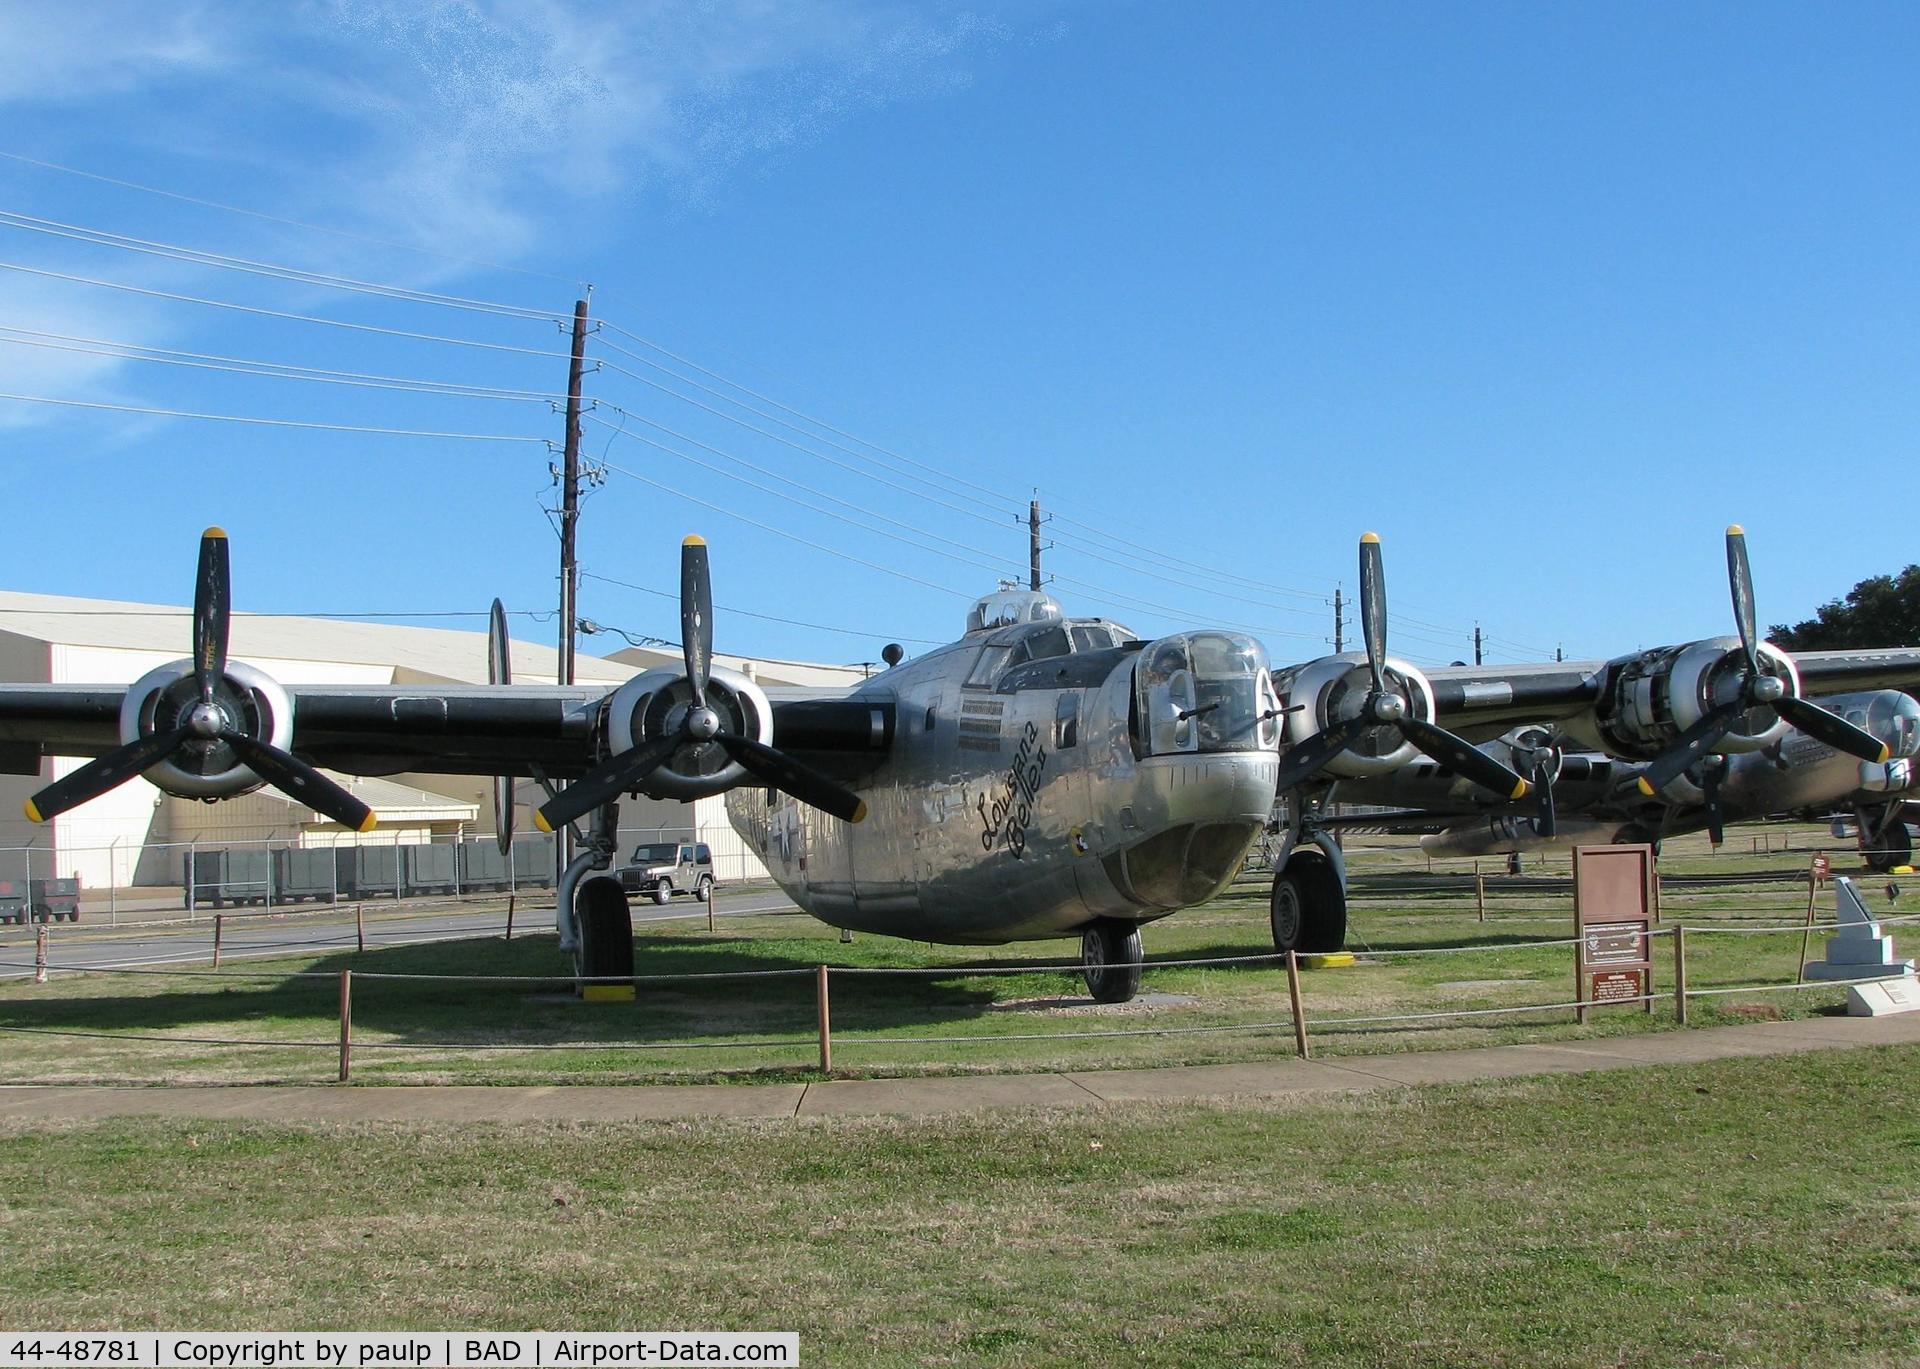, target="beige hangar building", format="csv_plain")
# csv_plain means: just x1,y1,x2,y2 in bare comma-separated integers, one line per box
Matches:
0,590,868,892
